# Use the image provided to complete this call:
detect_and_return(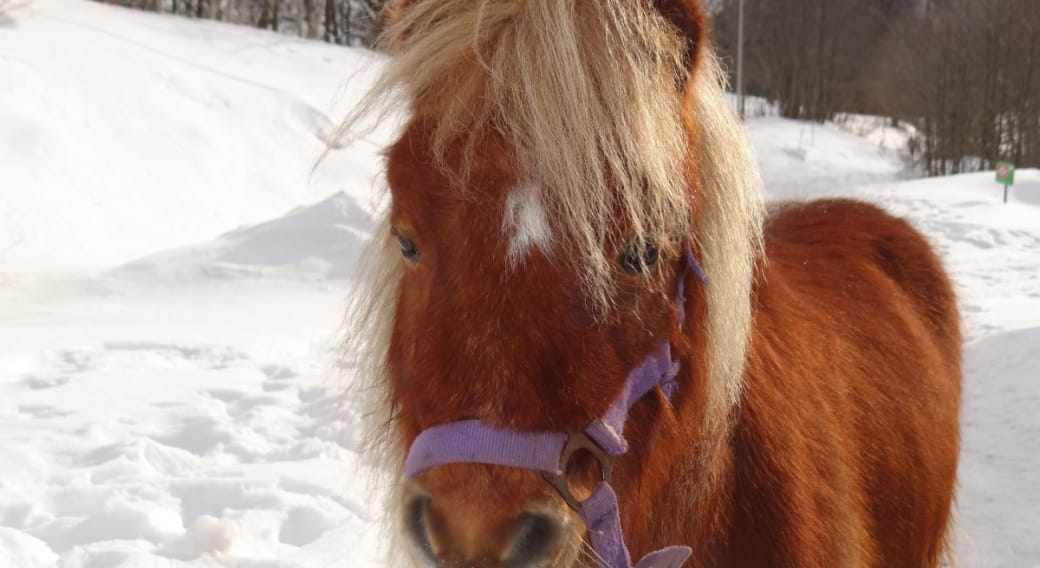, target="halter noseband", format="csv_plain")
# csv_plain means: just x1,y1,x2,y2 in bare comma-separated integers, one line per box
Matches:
404,245,706,568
